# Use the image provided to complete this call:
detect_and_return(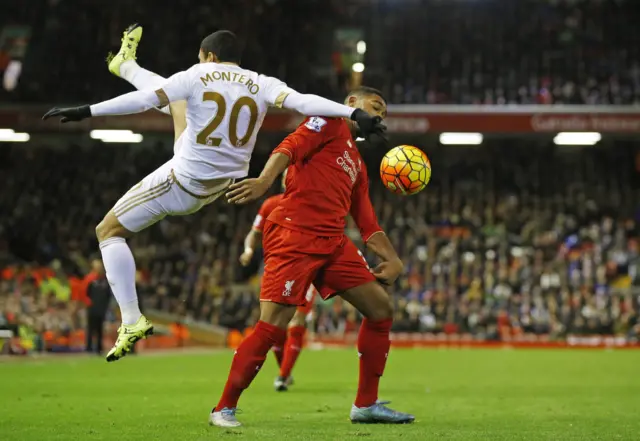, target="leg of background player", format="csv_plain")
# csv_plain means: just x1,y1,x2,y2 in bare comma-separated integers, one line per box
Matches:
276,310,307,390
212,302,295,425
96,316,104,354
85,315,94,353
272,345,284,367
340,282,393,408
